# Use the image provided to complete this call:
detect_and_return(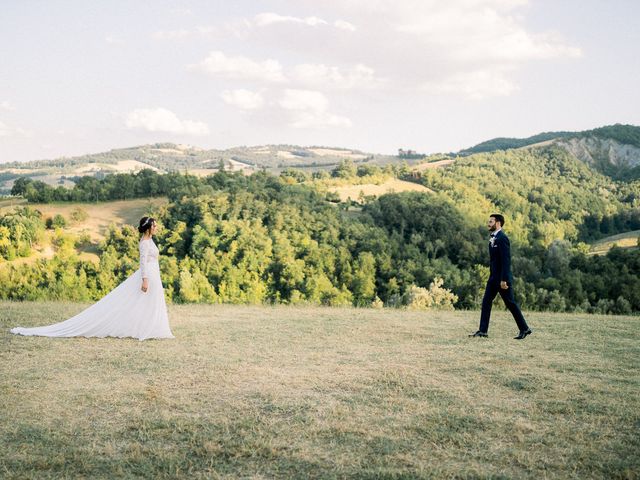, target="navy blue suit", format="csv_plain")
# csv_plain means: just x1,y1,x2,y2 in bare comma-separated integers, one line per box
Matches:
479,230,528,333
